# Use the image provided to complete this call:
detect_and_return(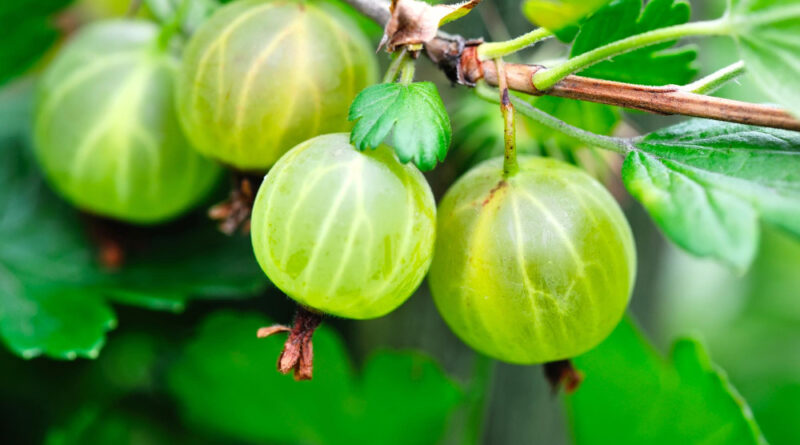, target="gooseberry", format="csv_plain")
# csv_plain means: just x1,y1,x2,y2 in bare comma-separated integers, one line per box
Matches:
34,20,221,224
428,156,636,364
177,0,378,170
250,133,436,319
